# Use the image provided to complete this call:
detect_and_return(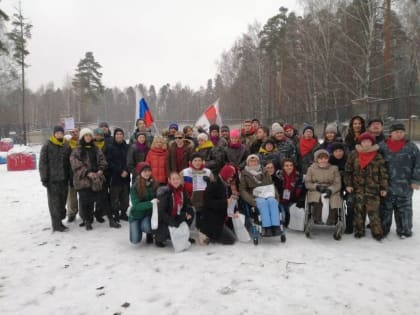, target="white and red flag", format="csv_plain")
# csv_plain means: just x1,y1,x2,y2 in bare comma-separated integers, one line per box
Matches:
195,99,222,132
